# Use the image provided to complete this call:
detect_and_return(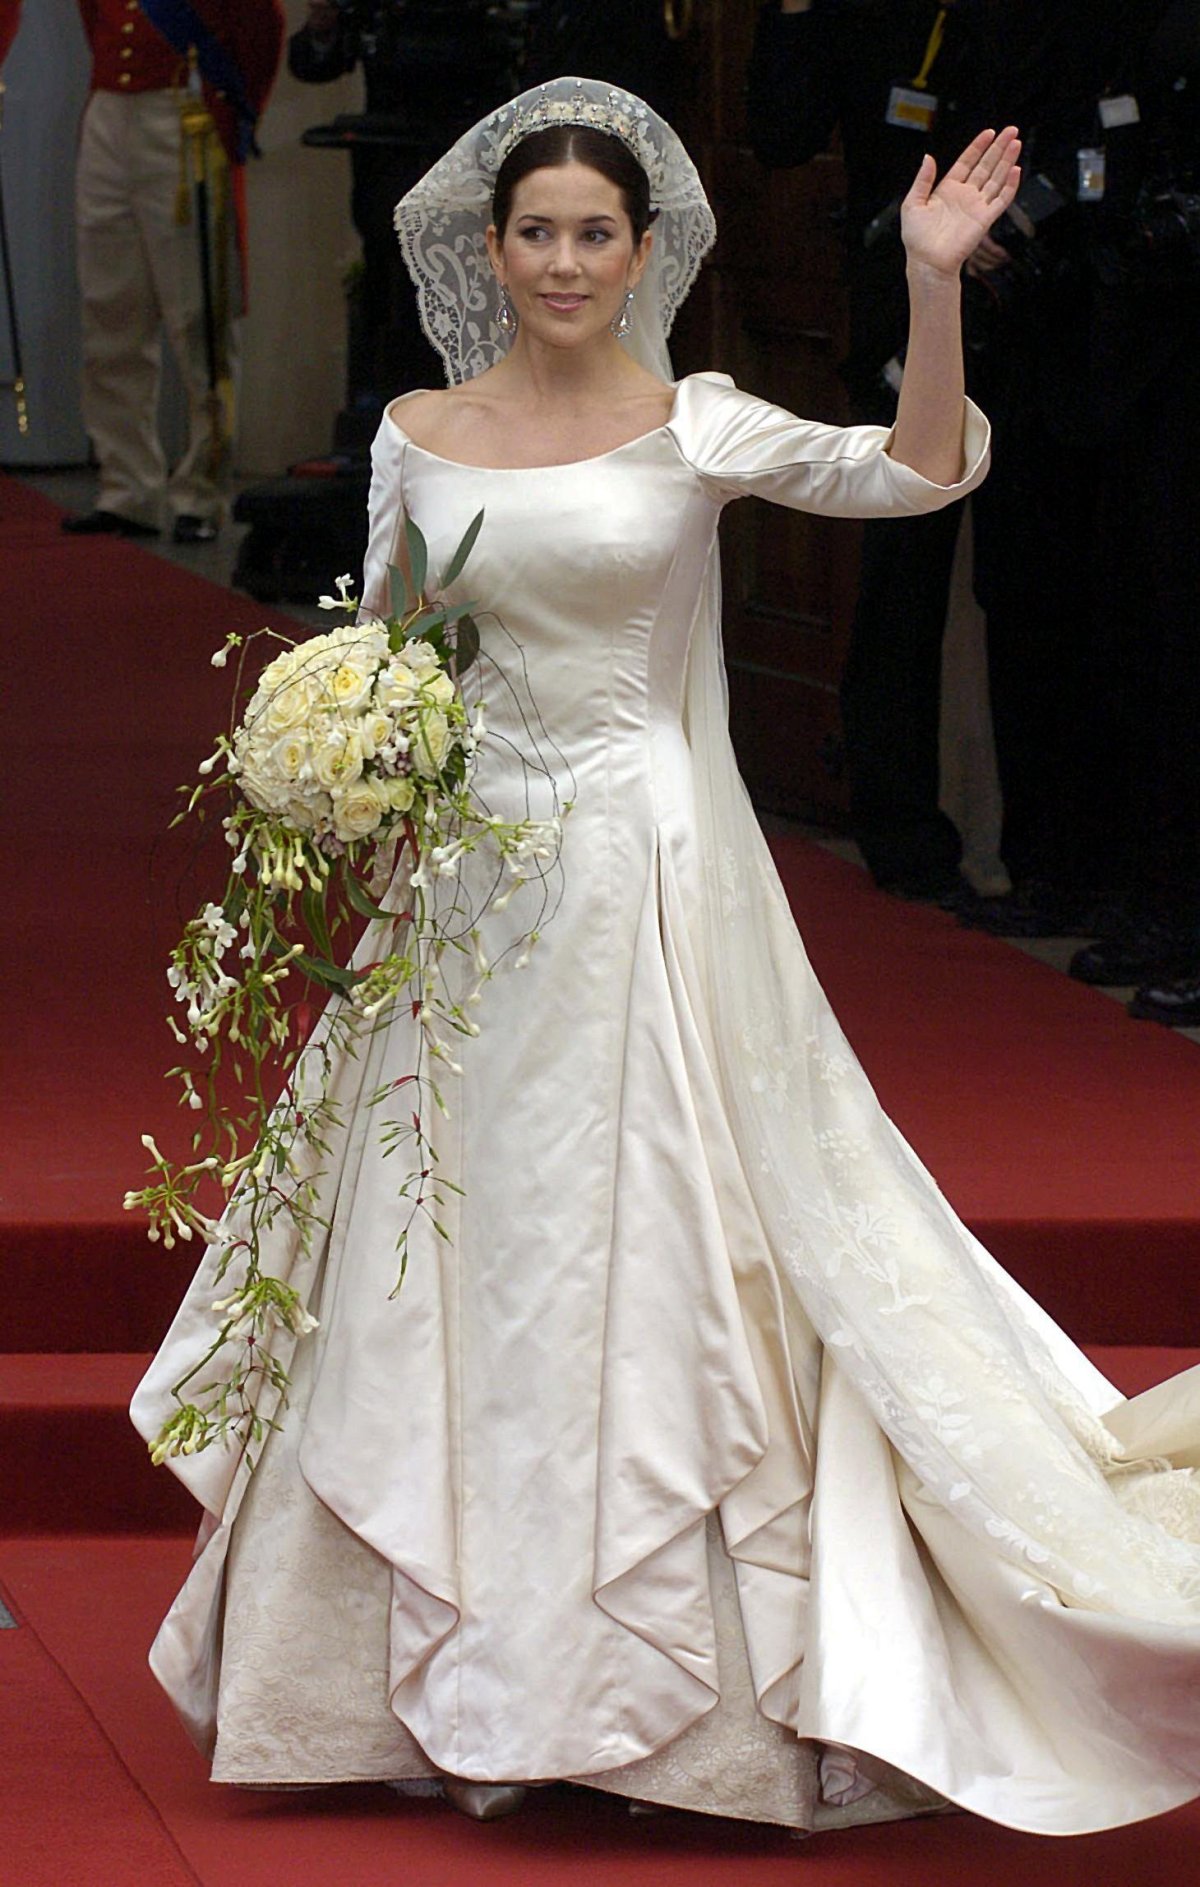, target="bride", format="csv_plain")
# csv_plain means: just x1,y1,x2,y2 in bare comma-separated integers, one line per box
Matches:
133,78,1200,1837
